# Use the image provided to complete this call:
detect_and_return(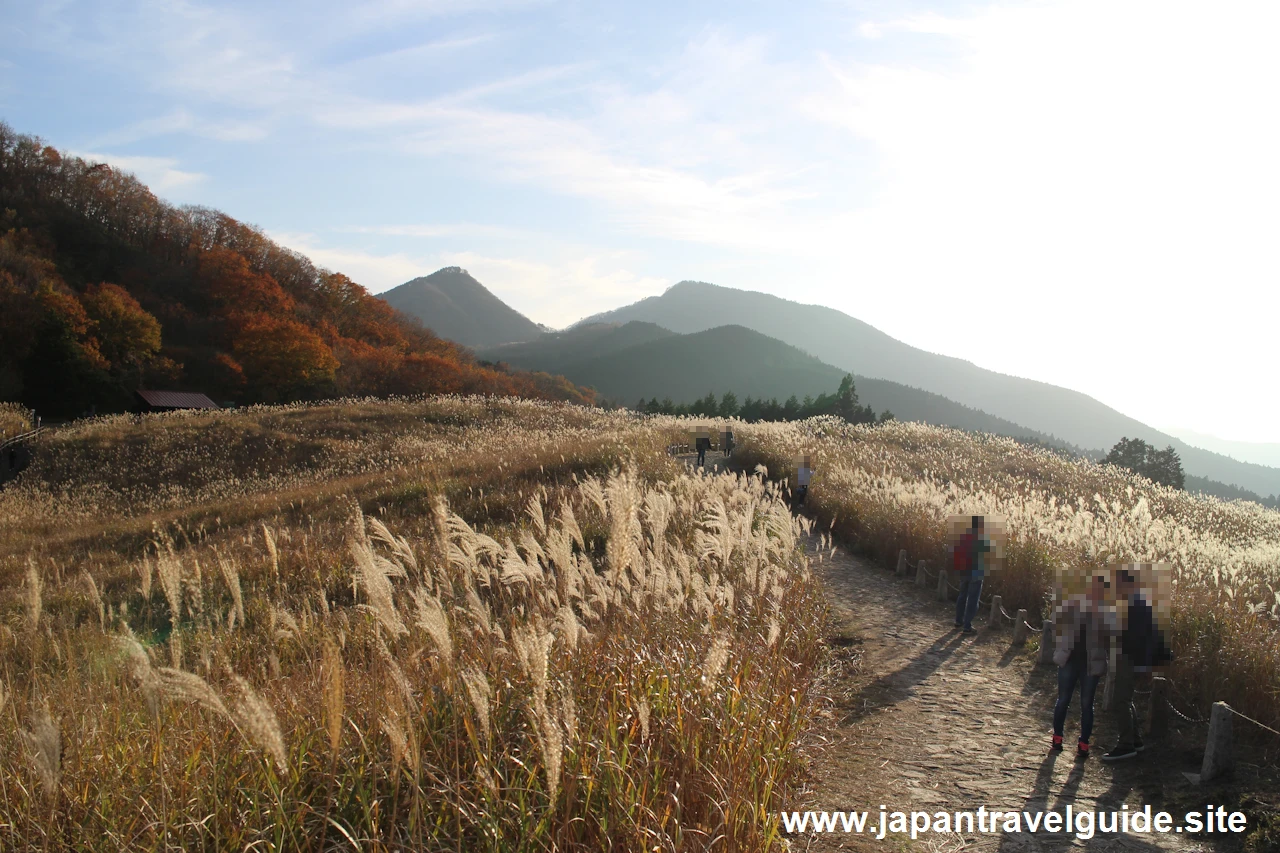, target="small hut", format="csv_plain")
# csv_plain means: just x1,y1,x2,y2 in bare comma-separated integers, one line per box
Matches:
135,390,220,413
